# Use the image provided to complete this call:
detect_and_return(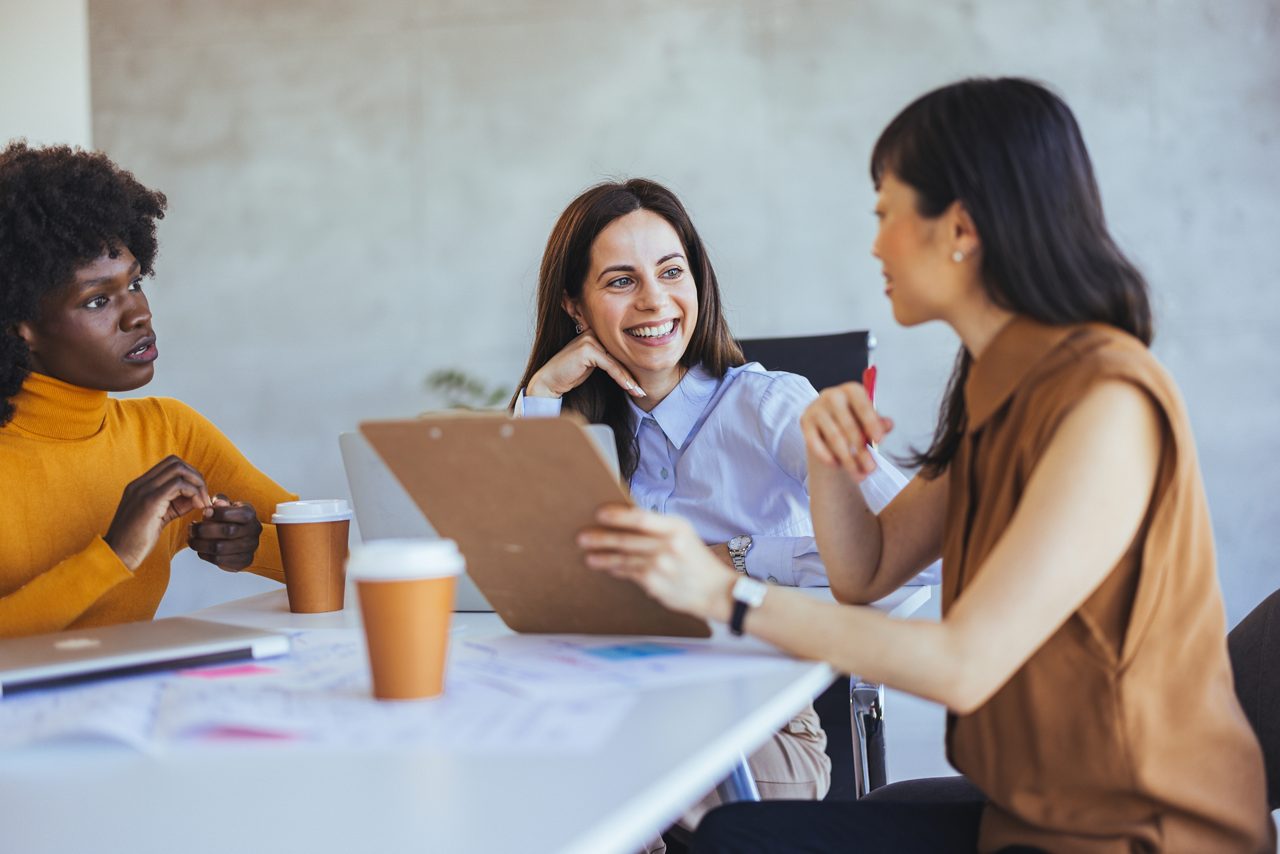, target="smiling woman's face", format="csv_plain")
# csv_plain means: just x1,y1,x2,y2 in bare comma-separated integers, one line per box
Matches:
17,245,159,391
567,209,699,392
